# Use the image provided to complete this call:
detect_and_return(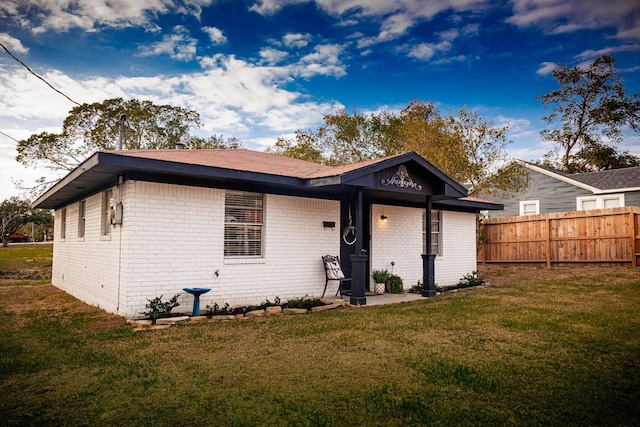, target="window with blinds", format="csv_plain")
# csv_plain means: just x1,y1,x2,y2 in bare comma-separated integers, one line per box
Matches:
224,191,264,257
422,210,442,256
